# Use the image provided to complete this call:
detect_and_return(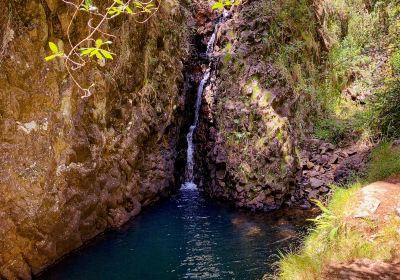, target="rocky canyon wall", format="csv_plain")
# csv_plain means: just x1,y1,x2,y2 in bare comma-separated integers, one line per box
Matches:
195,0,302,211
195,0,367,211
0,0,190,278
